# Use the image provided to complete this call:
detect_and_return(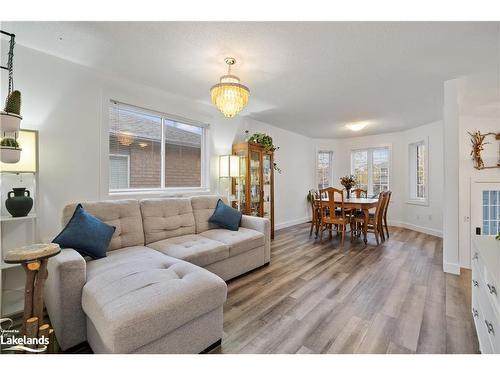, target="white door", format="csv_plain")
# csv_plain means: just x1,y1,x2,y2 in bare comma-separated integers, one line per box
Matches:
471,181,500,244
